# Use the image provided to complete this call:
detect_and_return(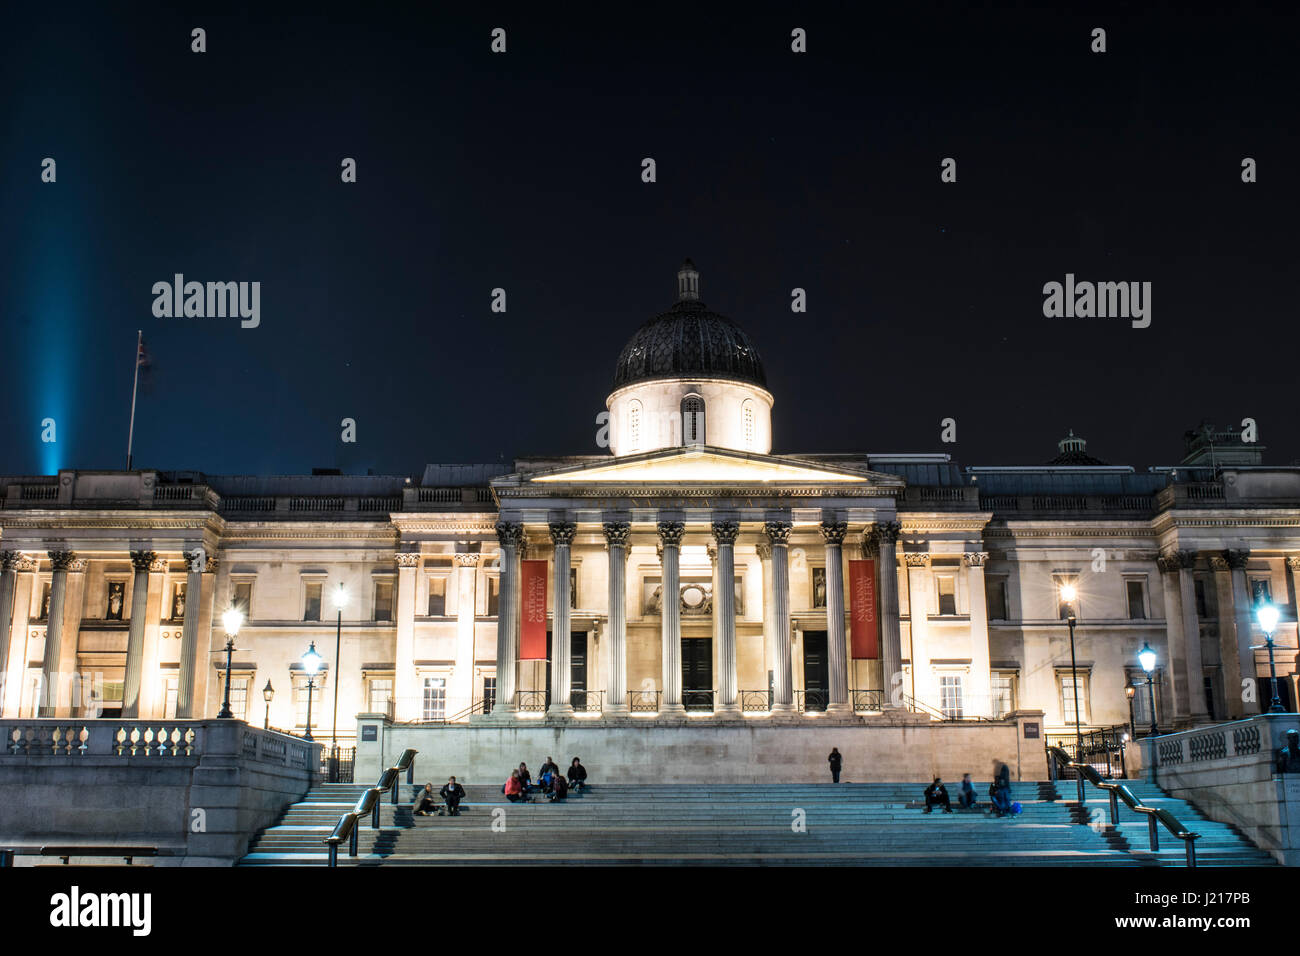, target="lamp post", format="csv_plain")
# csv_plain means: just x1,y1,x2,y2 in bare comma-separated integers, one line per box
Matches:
1254,603,1285,713
301,641,323,741
217,607,243,719
1059,583,1086,803
329,583,348,781
262,680,275,730
1125,684,1137,741
1139,642,1158,783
